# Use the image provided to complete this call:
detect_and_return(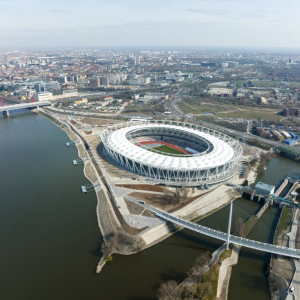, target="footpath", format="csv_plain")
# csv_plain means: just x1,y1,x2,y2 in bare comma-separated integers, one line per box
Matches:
285,209,300,300
216,201,270,300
